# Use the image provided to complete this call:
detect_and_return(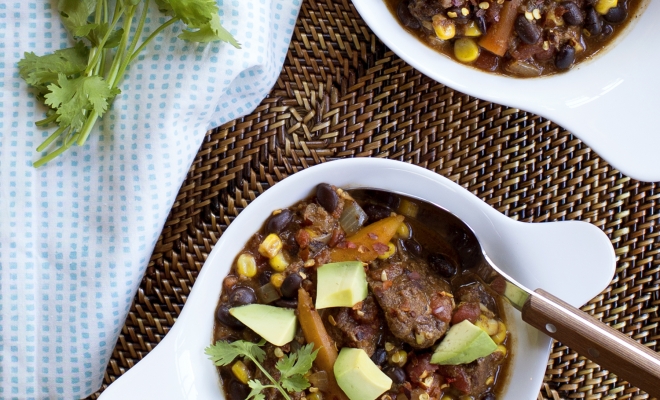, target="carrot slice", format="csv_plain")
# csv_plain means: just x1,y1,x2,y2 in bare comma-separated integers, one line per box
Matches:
329,215,405,263
297,288,349,400
478,0,523,57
